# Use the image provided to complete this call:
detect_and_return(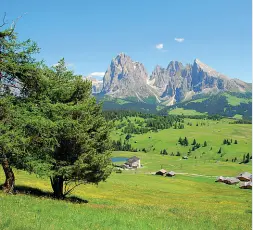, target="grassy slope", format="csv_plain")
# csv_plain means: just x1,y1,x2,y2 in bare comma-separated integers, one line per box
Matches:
224,93,251,106
0,118,252,230
168,108,206,115
112,118,252,162
164,92,252,119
